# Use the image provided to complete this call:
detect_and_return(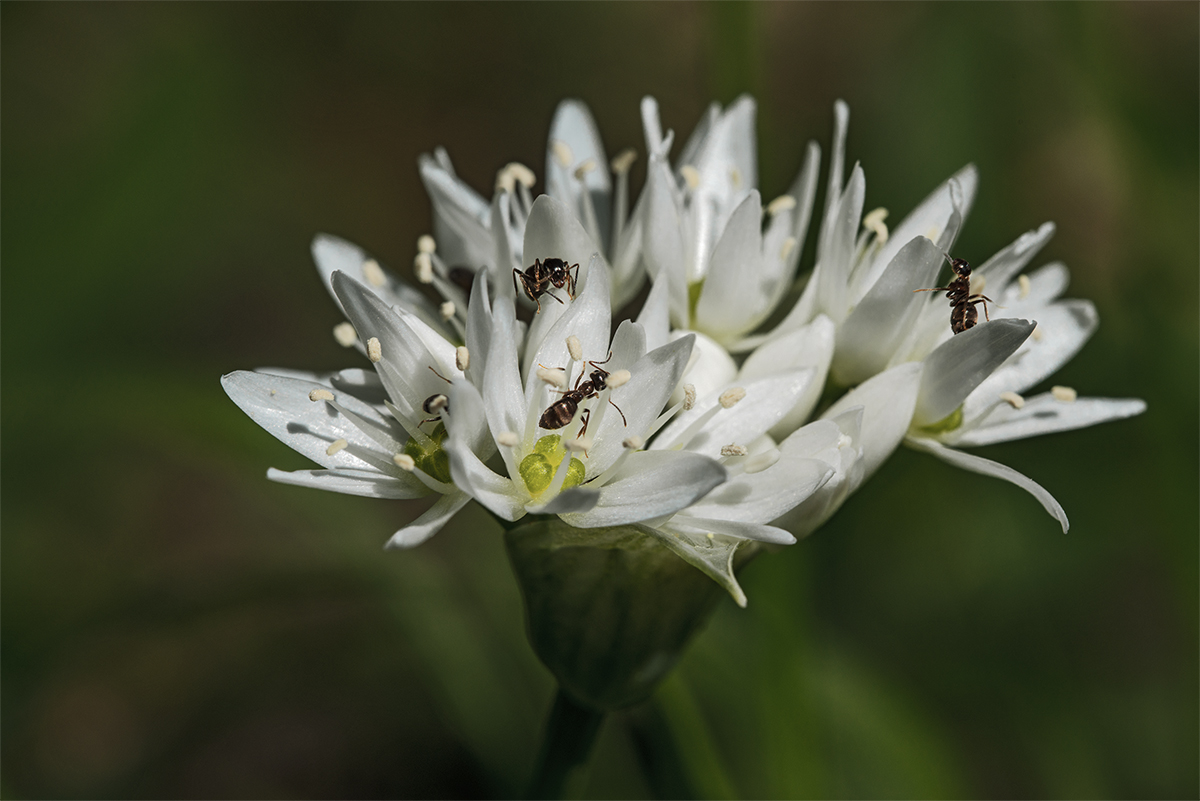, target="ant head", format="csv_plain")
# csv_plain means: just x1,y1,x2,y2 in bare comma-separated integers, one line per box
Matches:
950,258,972,277
542,257,566,273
